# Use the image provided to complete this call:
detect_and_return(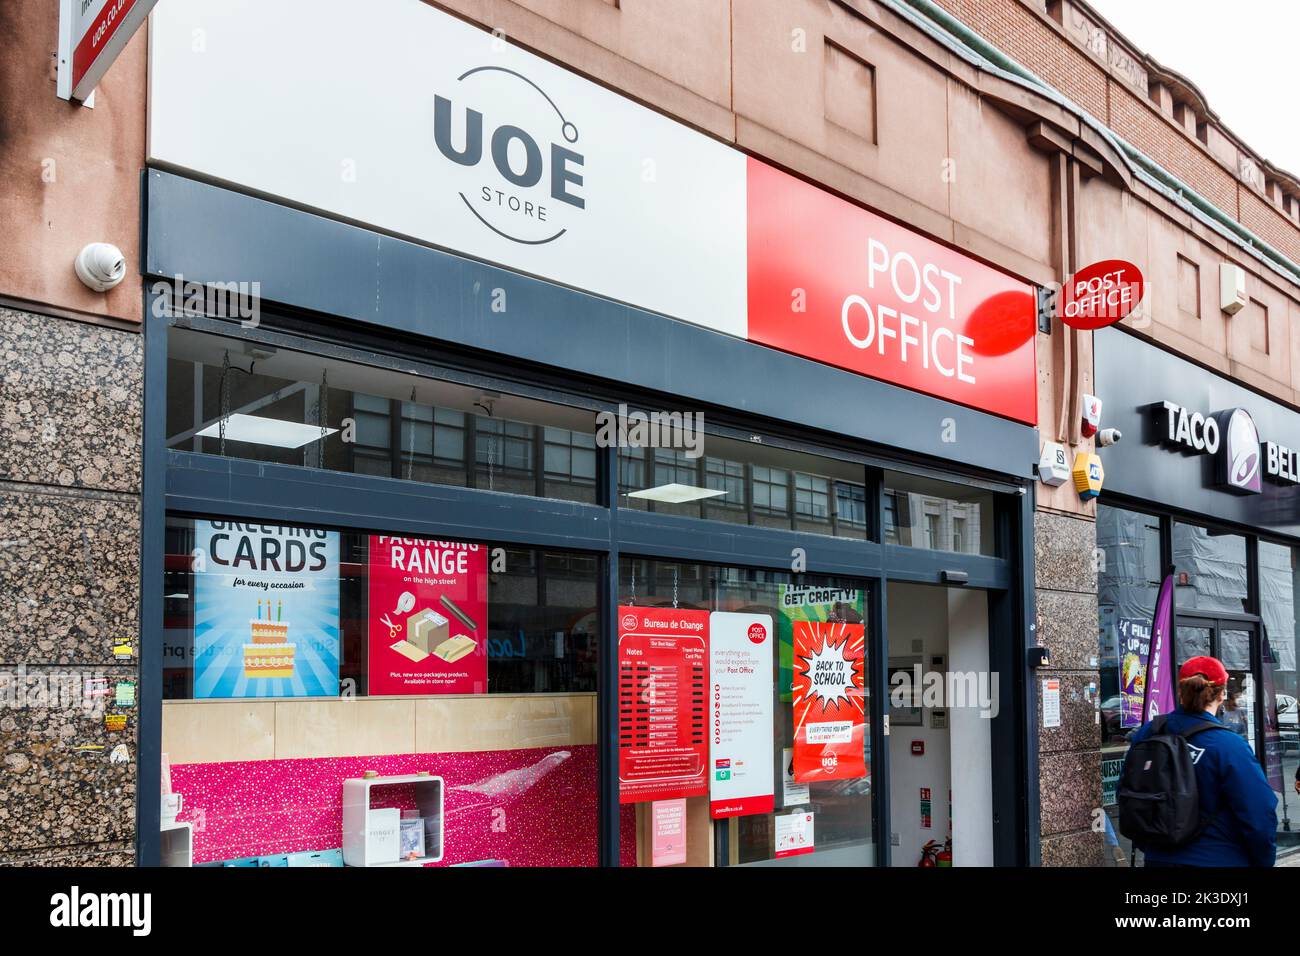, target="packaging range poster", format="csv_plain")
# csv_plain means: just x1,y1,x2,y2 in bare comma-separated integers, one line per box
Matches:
617,606,709,804
777,586,863,702
791,619,867,783
193,521,340,698
1117,617,1151,728
368,536,488,695
708,612,776,819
